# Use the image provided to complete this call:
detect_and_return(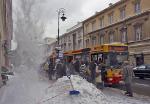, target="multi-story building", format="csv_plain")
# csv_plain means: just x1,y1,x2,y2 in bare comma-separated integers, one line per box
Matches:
59,33,68,52
44,37,56,57
0,0,13,86
60,22,83,52
83,0,150,66
48,41,57,56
